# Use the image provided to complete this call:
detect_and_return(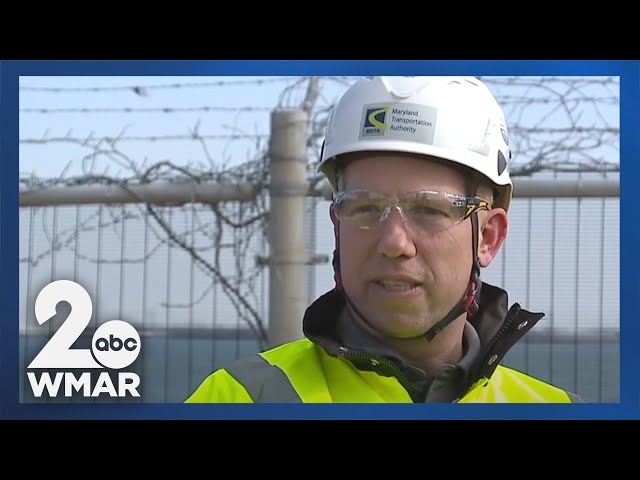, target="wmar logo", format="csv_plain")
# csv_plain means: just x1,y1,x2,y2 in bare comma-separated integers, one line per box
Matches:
26,280,142,399
361,105,389,137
